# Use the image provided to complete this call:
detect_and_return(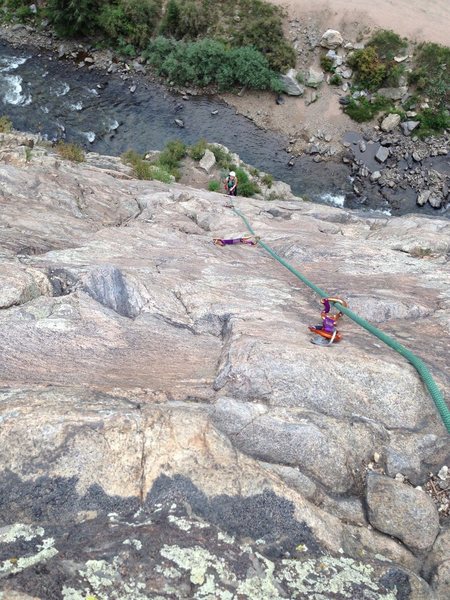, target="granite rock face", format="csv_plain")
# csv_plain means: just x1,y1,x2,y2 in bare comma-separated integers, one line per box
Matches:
0,133,449,599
